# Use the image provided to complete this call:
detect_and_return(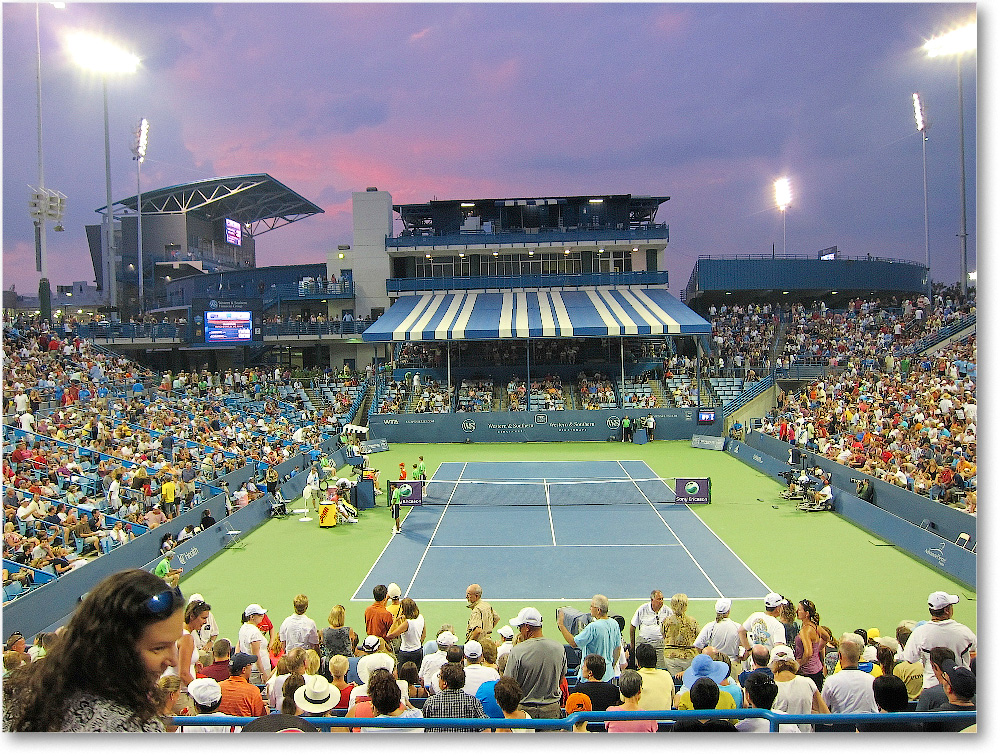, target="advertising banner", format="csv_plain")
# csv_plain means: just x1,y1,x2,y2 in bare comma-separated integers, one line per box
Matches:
675,477,711,504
